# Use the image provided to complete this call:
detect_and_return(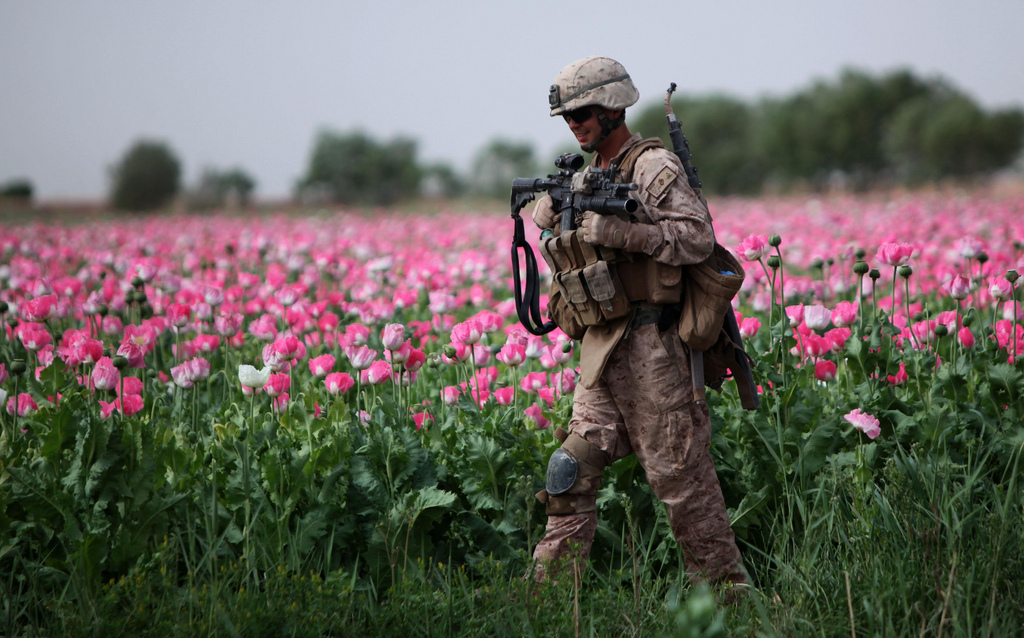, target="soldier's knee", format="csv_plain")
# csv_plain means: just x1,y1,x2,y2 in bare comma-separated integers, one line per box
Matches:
536,428,609,515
